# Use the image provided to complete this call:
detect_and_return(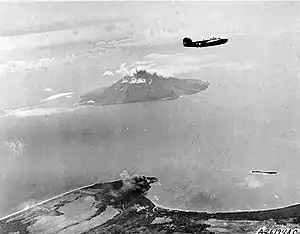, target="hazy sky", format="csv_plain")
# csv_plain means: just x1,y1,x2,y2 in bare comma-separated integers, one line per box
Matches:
1,2,298,51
